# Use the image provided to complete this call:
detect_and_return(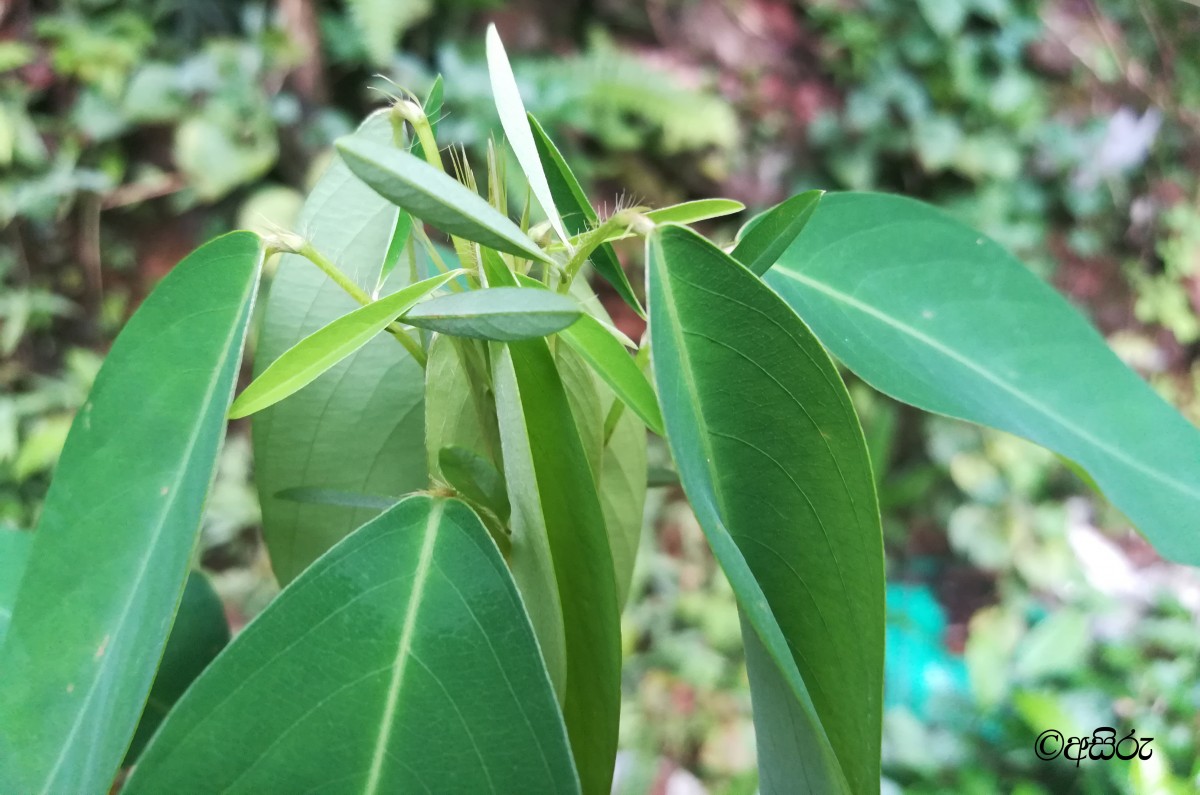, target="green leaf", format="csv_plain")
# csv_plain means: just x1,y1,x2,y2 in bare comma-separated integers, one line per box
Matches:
0,231,262,794
0,528,32,647
336,135,551,263
124,570,229,763
230,271,458,419
731,190,824,276
560,314,664,435
375,210,412,292
438,445,510,520
486,24,567,243
767,192,1200,566
528,113,643,316
569,199,747,247
253,111,427,584
598,405,647,608
492,339,621,795
275,487,400,512
123,496,580,794
648,226,882,794
402,287,581,341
